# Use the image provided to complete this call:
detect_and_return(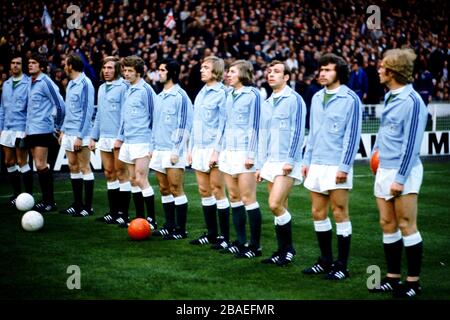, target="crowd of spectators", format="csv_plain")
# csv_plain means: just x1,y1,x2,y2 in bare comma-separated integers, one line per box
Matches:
0,0,448,105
